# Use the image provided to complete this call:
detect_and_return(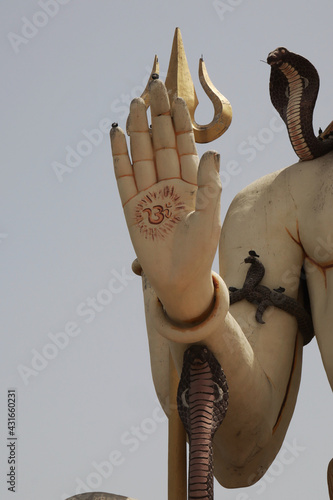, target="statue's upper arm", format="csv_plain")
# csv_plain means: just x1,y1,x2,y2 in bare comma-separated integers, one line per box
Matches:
219,170,304,294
